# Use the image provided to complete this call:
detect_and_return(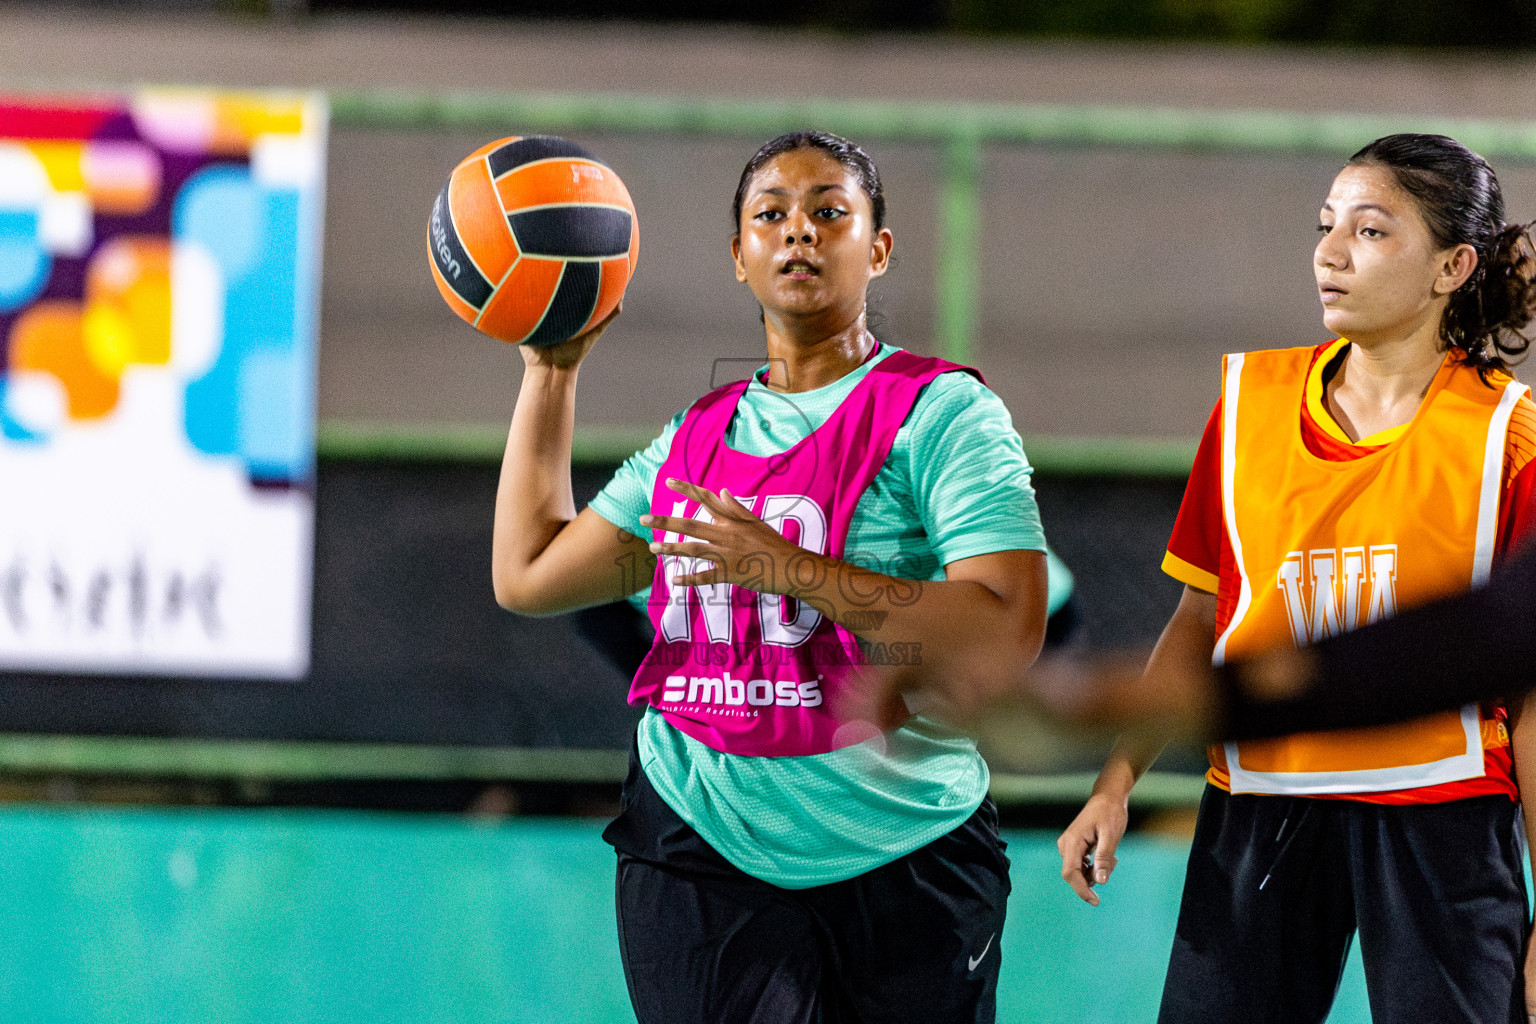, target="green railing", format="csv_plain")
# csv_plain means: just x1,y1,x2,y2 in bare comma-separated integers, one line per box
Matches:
314,419,1204,475
327,90,1536,473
